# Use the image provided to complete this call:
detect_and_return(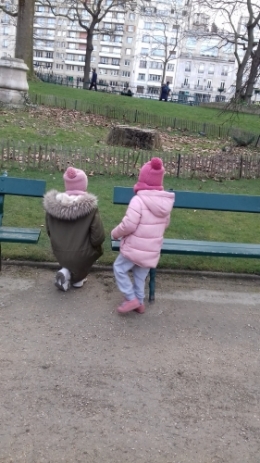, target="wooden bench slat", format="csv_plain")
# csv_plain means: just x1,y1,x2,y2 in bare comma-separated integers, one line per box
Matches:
0,177,46,197
0,227,41,243
113,187,260,213
112,239,260,258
